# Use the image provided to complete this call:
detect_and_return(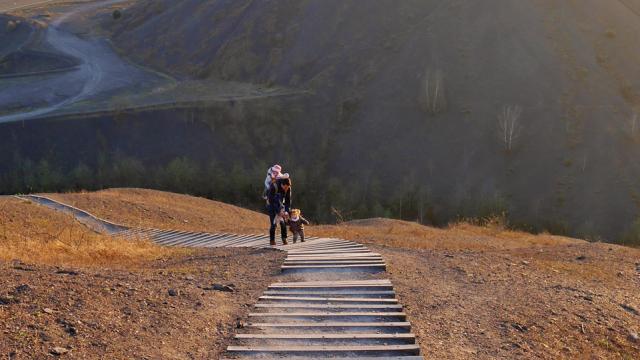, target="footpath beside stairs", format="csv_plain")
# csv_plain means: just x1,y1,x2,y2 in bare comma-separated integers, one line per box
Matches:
21,194,424,359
